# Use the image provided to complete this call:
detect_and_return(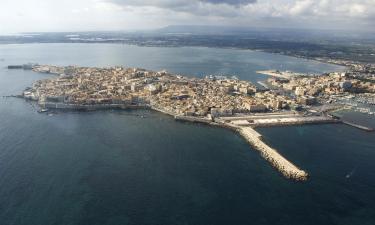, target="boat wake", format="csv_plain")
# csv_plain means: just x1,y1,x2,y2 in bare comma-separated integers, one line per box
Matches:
346,167,357,179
